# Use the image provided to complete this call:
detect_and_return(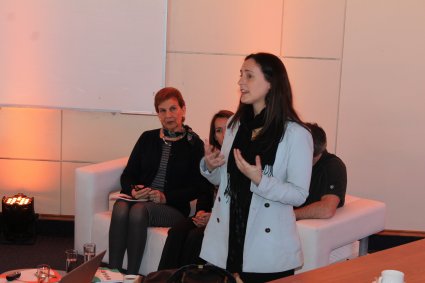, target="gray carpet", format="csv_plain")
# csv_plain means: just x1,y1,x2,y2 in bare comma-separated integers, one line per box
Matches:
0,217,78,274
0,235,77,274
